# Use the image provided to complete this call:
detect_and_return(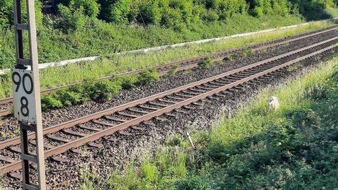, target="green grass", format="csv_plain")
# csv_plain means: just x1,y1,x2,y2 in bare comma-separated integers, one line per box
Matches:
0,21,333,99
80,59,338,189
